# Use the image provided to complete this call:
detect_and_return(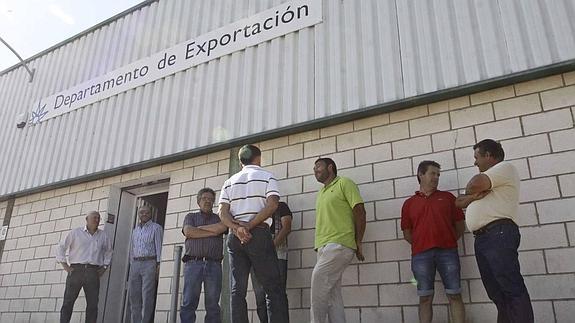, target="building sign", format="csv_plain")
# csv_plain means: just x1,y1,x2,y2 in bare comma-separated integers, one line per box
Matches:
30,0,322,124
